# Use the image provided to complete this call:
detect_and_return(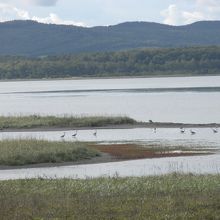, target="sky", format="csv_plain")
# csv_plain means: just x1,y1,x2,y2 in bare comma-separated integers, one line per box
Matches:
0,0,220,27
